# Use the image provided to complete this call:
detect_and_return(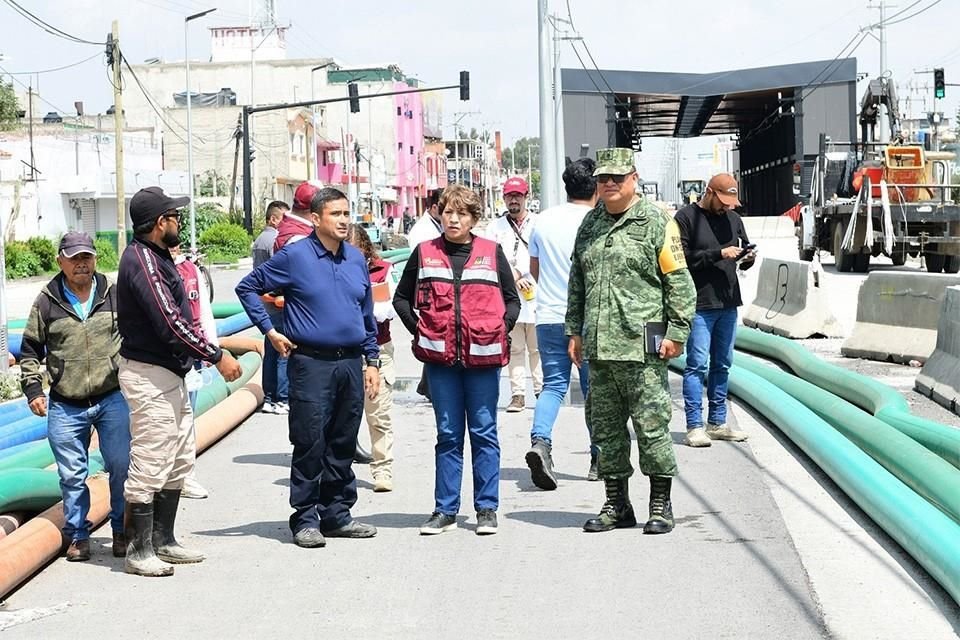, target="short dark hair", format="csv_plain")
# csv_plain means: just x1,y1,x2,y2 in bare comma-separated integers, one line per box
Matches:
439,184,482,222
266,200,289,221
133,220,155,237
310,187,348,215
563,158,597,201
